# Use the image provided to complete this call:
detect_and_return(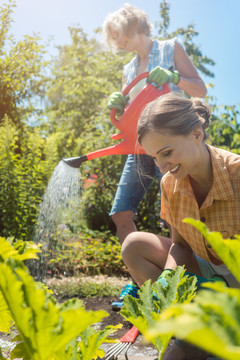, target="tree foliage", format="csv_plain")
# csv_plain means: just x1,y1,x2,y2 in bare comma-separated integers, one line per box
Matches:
208,104,240,153
0,0,48,126
156,0,215,77
45,26,131,158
